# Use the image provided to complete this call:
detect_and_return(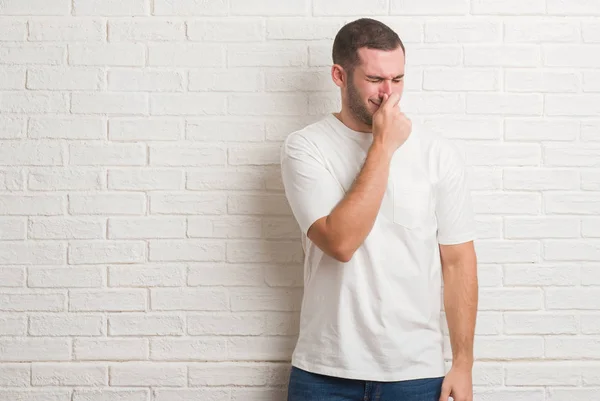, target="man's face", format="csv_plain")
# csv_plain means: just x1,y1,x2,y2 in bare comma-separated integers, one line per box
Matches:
345,46,405,127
